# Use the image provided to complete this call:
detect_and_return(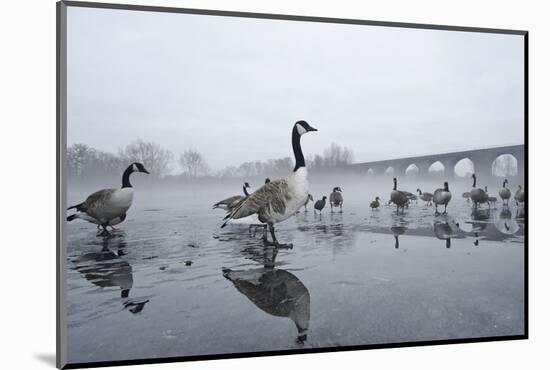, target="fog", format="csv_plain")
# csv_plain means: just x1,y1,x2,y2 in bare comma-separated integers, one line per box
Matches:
67,7,524,172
